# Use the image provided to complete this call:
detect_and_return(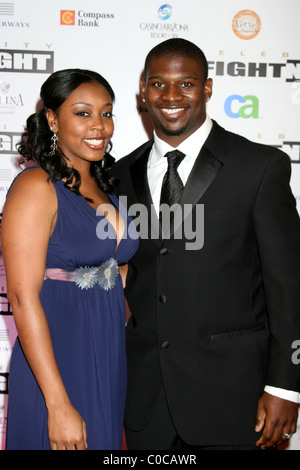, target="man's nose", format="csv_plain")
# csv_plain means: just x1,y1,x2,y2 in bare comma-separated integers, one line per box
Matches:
161,84,182,101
